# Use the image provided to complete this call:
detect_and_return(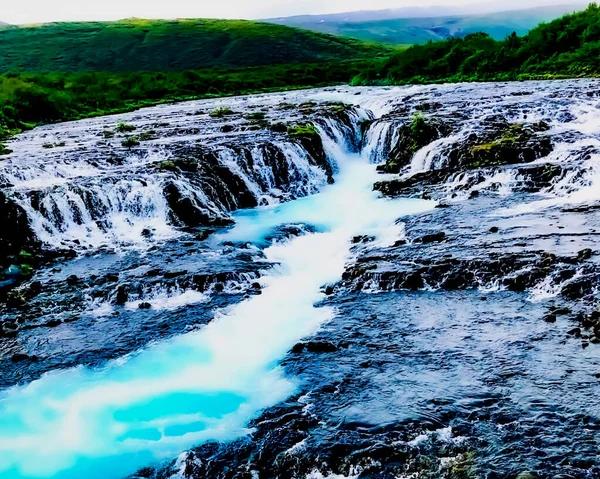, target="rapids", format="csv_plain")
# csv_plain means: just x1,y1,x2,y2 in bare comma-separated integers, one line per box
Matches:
2,80,600,479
